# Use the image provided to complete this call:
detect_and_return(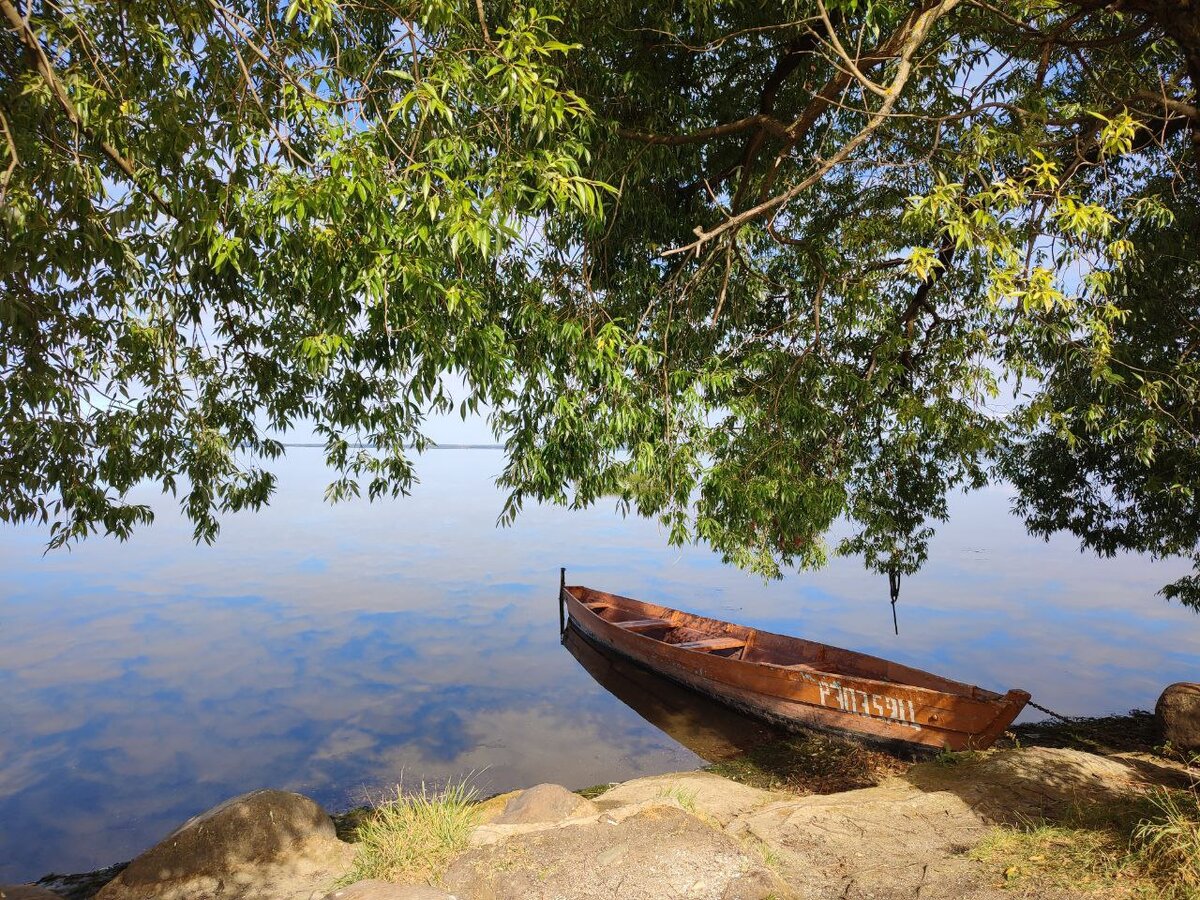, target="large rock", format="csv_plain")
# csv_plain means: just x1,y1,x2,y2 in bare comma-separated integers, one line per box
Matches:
321,883,452,899
595,772,780,826
730,780,991,899
492,784,598,825
1157,682,1200,750
0,888,64,899
445,804,787,899
729,746,1155,899
910,746,1144,823
95,790,354,900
